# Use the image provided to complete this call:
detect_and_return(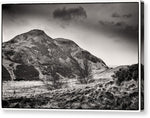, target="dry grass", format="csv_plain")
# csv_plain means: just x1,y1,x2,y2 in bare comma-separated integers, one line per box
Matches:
2,78,142,110
2,81,49,99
